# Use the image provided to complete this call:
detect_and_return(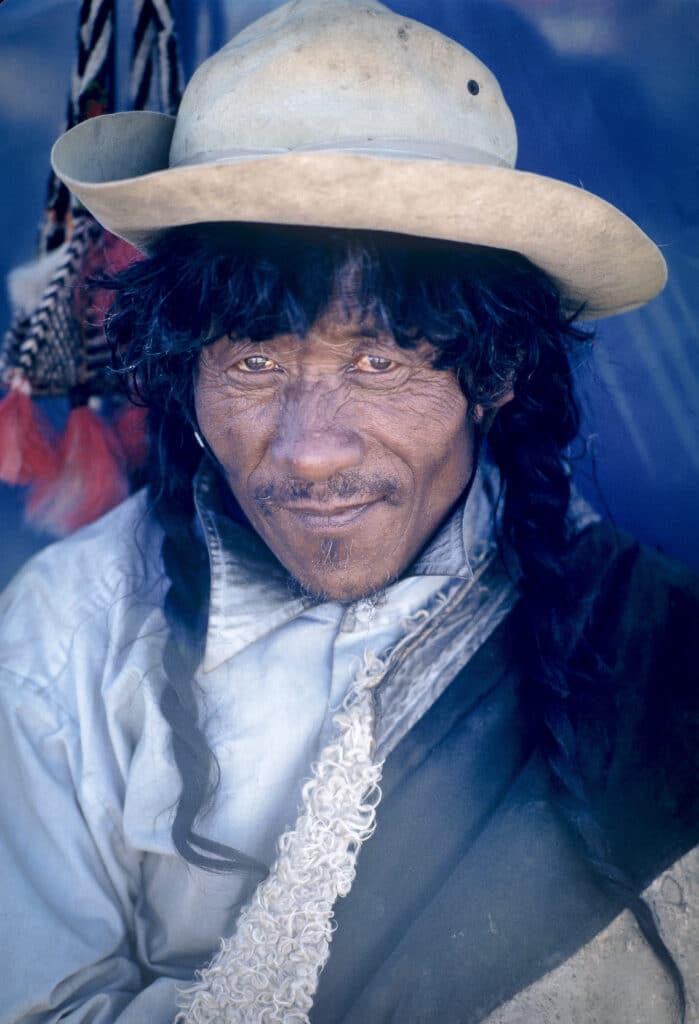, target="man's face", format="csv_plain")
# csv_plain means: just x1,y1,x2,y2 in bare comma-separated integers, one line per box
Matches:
195,301,477,601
